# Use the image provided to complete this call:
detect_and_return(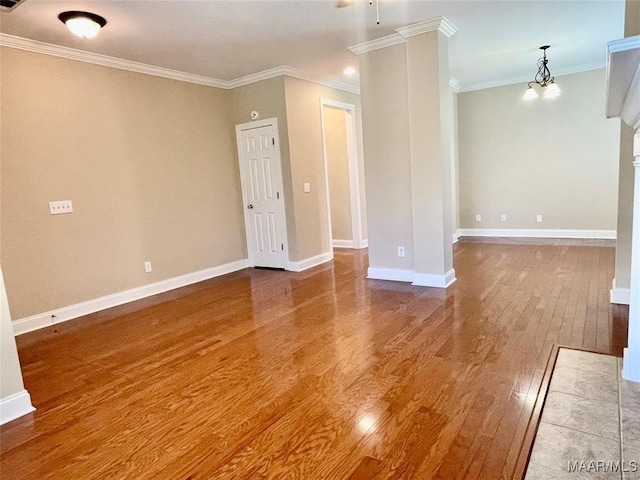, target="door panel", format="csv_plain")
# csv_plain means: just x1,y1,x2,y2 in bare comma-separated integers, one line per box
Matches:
238,124,286,268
